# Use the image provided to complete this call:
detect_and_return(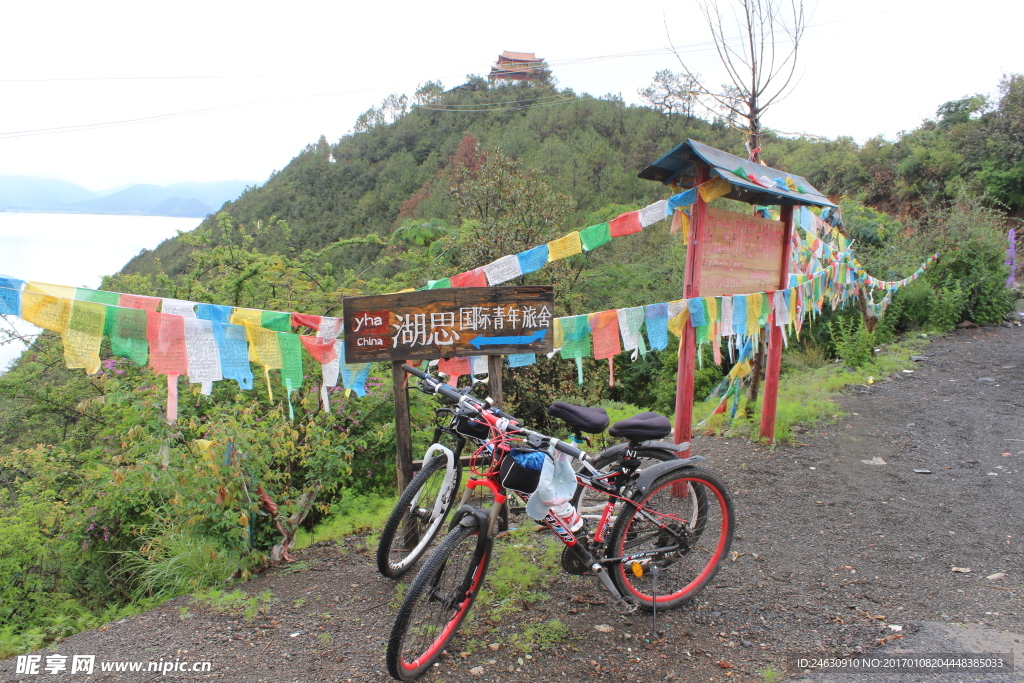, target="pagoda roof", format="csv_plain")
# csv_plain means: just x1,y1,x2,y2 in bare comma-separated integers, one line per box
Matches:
638,139,835,208
499,51,541,62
